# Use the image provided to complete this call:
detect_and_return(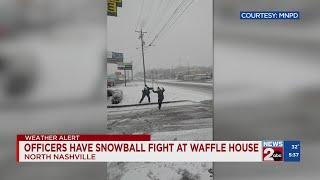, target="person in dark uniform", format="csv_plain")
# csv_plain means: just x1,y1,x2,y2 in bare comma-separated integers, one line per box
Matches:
139,85,153,103
153,87,165,110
